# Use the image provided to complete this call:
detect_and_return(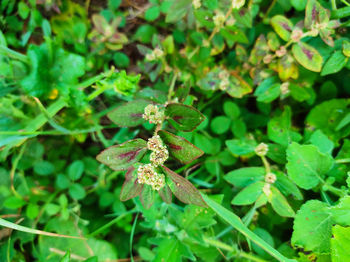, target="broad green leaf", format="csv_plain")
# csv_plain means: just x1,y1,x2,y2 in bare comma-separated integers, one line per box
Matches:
154,238,195,262
254,77,280,103
292,200,332,254
165,0,192,23
60,251,70,262
67,160,84,181
292,42,323,72
34,161,55,176
165,103,205,132
274,172,303,200
269,186,295,217
158,184,172,204
107,100,149,127
321,51,348,76
309,130,334,155
271,15,293,41
225,138,257,156
69,184,86,200
162,166,207,208
306,99,350,142
232,181,264,205
210,116,231,134
331,225,350,262
286,143,334,189
158,130,203,164
140,184,155,209
224,167,265,187
145,6,160,21
291,0,307,11
96,139,147,171
202,195,297,262
328,196,350,226
120,167,143,201
336,112,350,131
252,228,275,258
133,25,157,43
